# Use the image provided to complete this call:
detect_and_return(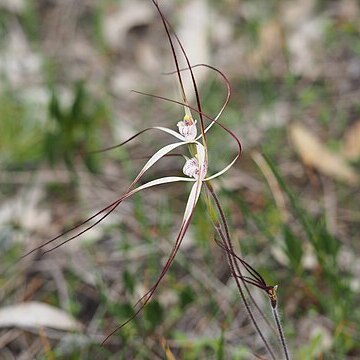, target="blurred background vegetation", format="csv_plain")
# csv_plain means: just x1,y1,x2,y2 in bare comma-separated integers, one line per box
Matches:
0,0,359,359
